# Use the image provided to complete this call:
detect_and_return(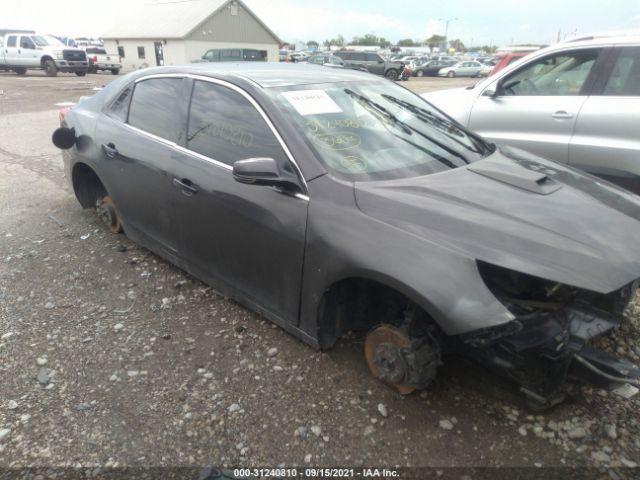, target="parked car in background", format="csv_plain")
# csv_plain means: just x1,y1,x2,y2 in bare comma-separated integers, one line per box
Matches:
490,49,537,76
0,33,88,76
478,62,494,77
194,48,267,63
85,46,121,75
438,60,484,77
288,51,309,62
334,51,405,80
52,63,640,411
279,49,289,62
303,54,345,68
422,34,640,193
412,60,454,77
